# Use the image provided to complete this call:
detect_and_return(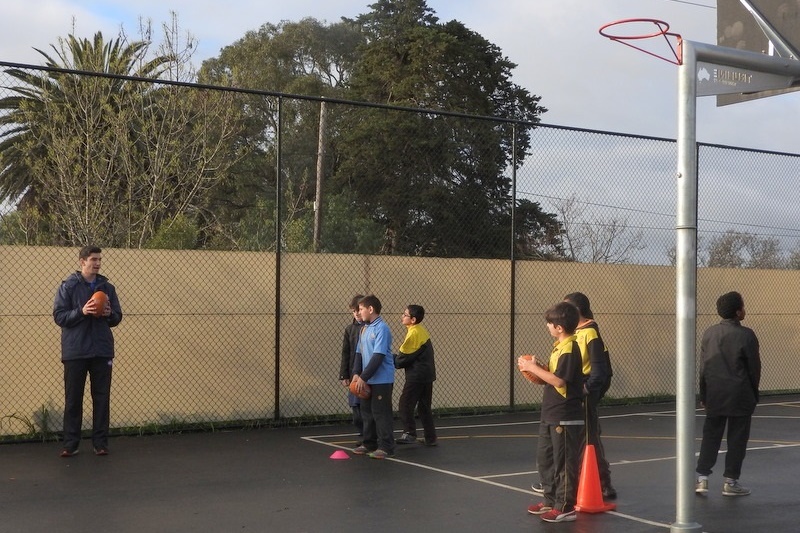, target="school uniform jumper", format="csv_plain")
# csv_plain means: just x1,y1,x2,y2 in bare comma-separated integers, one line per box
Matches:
576,321,613,488
395,323,436,443
538,335,584,513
